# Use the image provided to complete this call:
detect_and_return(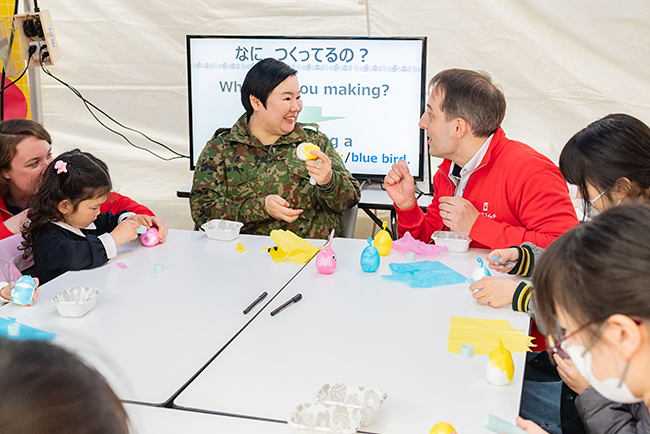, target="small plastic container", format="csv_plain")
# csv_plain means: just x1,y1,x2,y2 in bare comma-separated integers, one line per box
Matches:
431,231,471,253
315,383,387,426
461,344,474,358
288,403,363,434
201,219,244,241
51,287,100,318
